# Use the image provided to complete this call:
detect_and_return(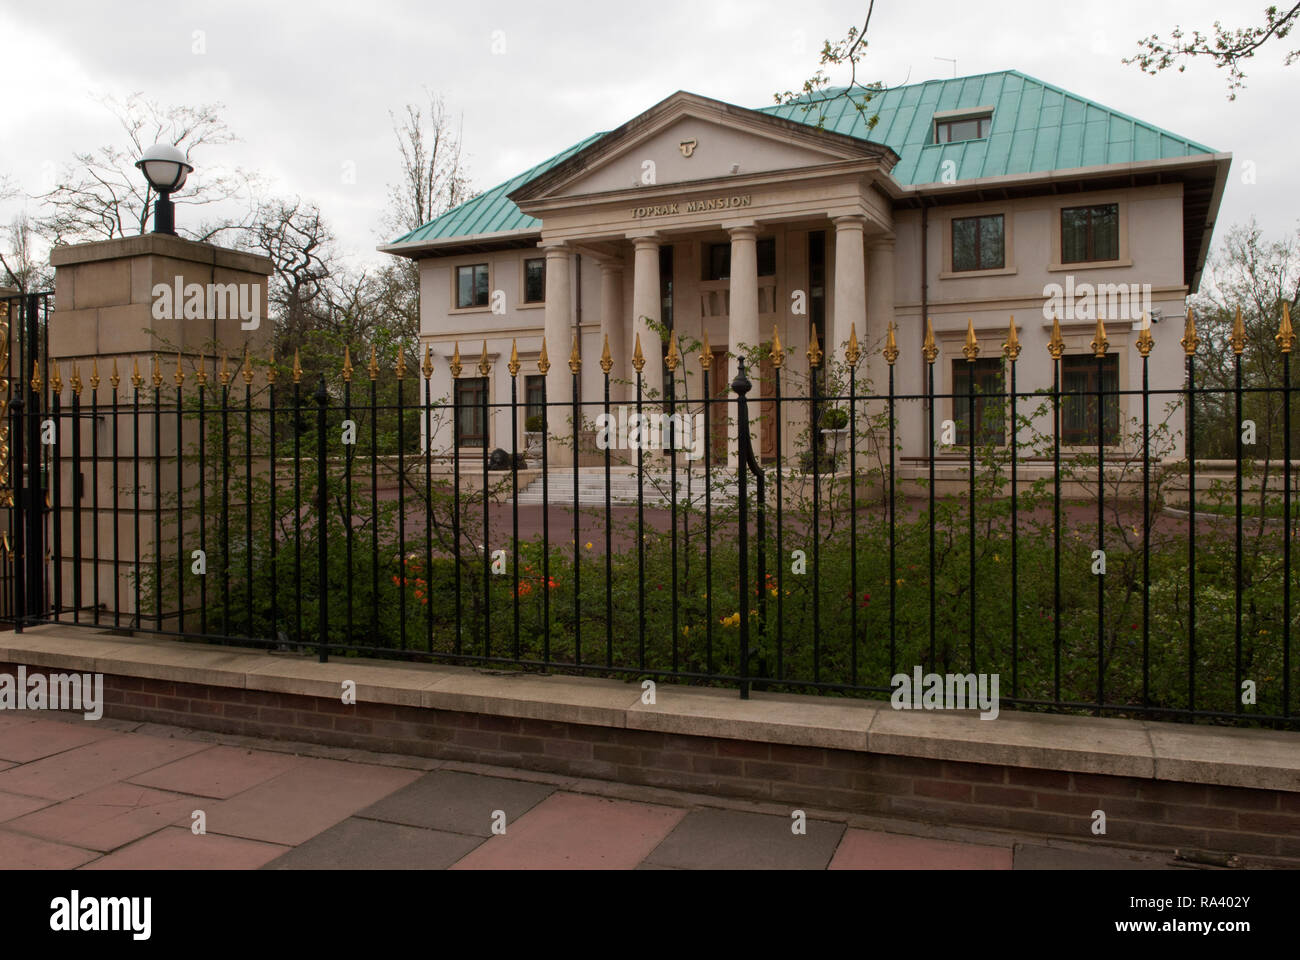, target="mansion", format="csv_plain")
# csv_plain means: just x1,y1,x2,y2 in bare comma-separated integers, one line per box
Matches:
381,70,1229,467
